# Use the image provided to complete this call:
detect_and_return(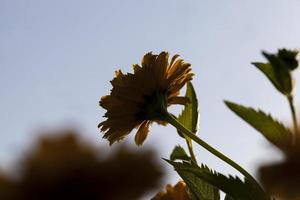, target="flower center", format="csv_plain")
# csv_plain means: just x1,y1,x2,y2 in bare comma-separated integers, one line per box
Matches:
137,91,169,121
